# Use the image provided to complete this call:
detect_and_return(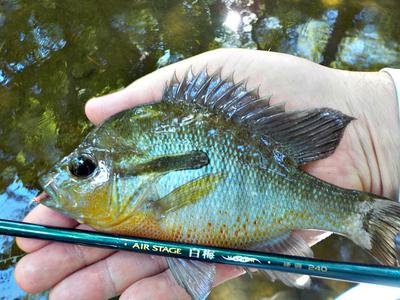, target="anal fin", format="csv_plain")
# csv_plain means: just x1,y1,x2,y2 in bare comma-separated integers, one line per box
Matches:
250,232,314,288
167,257,216,300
